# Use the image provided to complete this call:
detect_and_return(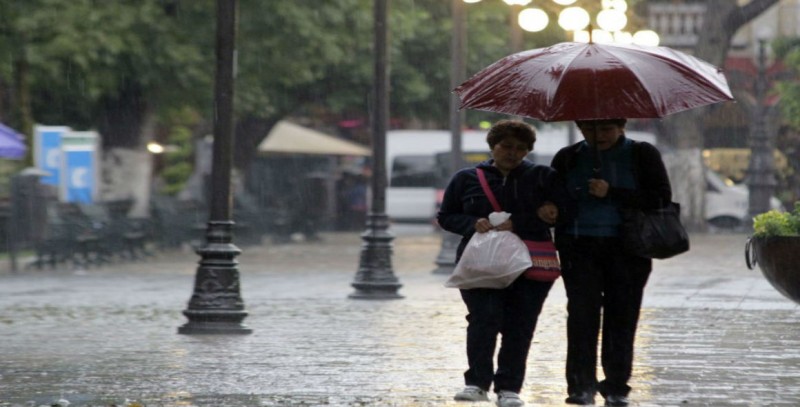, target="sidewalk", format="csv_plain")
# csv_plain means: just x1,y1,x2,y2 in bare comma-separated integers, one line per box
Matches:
0,228,798,406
